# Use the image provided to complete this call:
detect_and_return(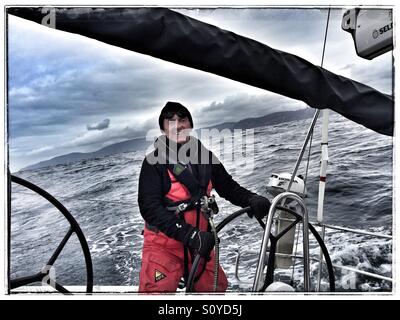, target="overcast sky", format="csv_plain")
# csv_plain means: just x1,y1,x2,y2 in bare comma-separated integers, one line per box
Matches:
7,7,393,171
